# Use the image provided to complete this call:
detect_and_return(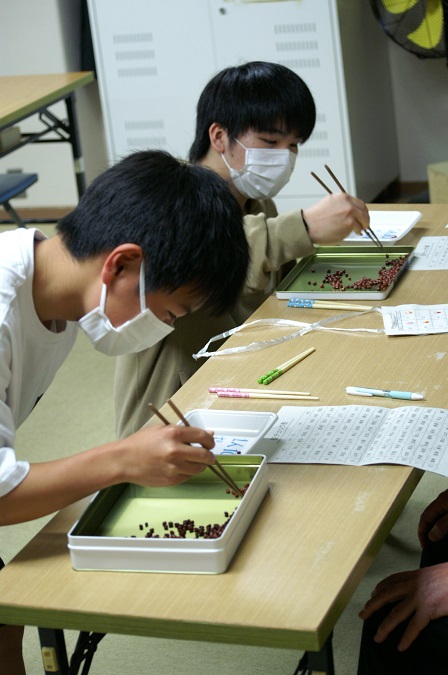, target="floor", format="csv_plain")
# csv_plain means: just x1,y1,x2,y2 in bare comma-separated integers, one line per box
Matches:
0,217,444,674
